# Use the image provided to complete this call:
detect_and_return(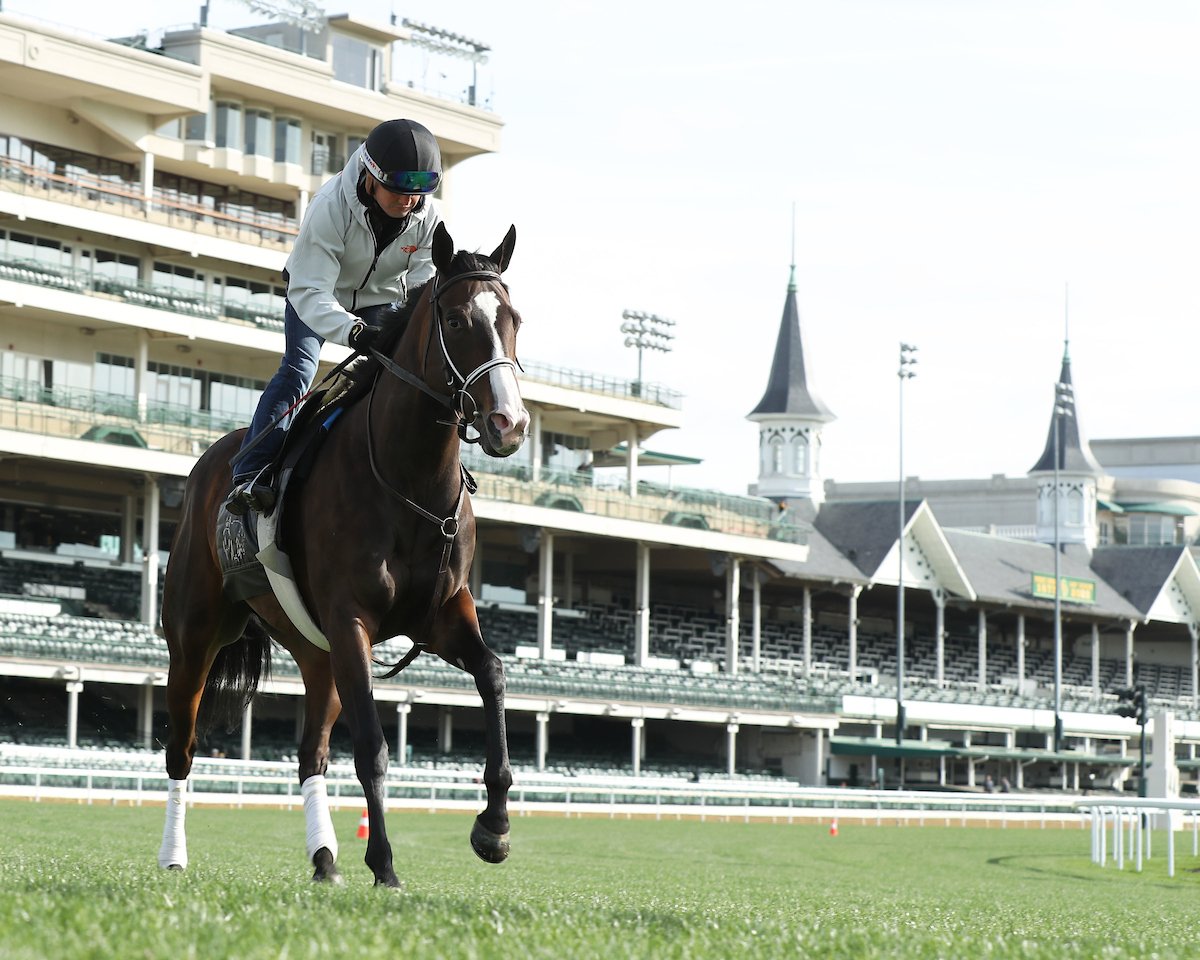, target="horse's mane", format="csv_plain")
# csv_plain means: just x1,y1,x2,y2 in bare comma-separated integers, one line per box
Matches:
339,249,501,397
